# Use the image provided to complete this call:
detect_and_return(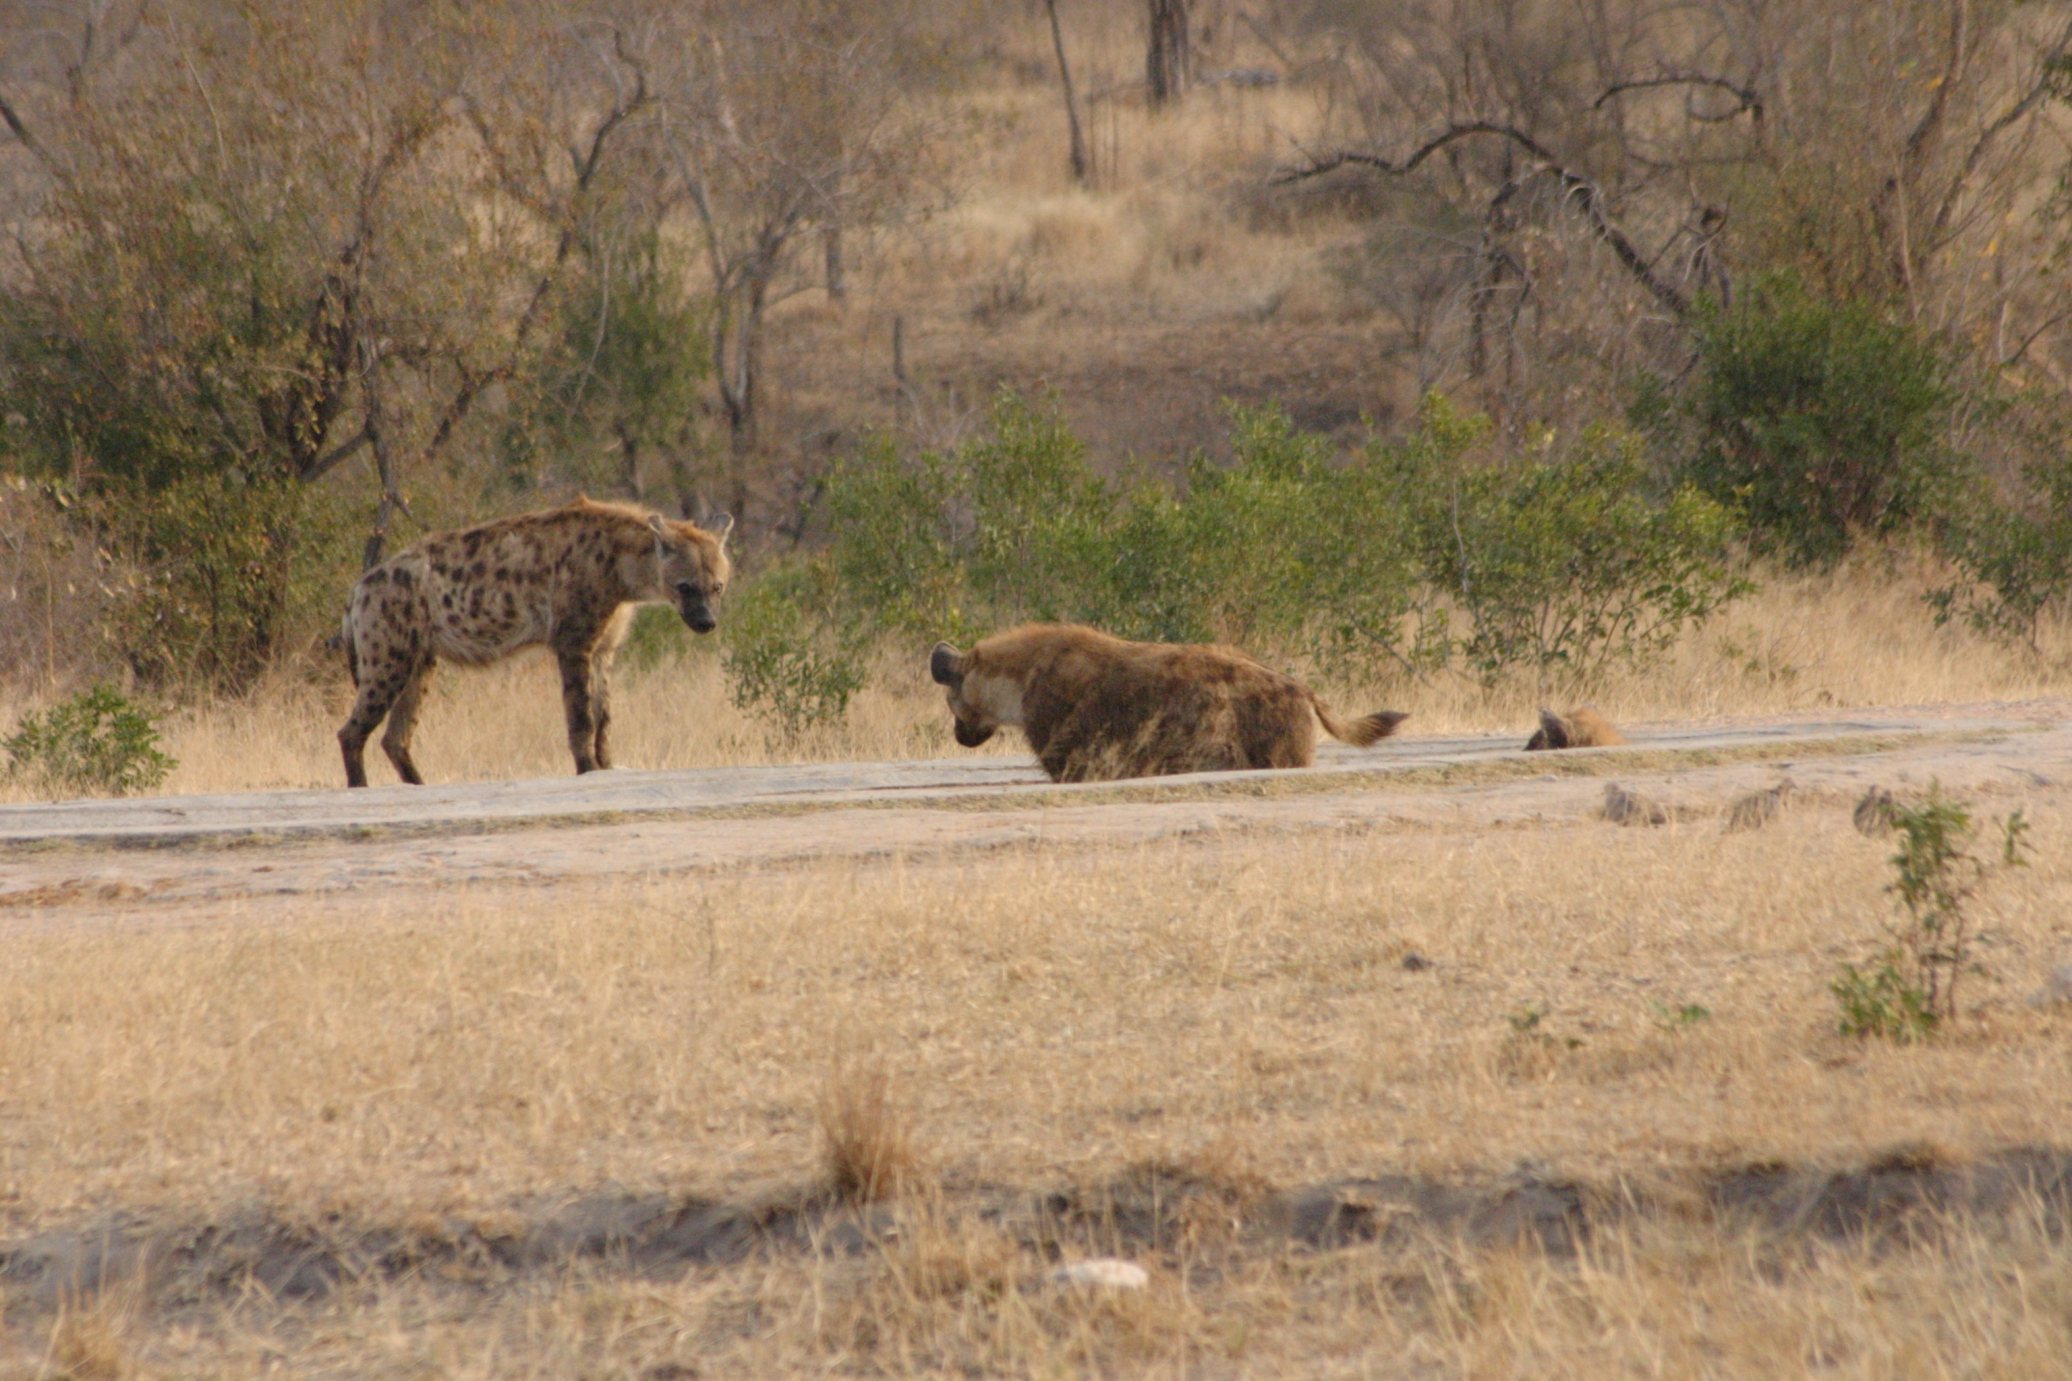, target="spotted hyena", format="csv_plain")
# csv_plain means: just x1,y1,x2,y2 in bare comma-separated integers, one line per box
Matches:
928,623,1408,783
338,497,732,787
1524,706,1626,751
